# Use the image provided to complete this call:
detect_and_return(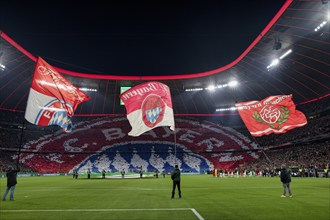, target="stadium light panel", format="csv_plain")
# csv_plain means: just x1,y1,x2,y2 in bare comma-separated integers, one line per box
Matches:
215,106,237,112
185,80,238,92
206,85,216,91
228,80,238,87
267,49,293,70
279,49,292,59
185,88,203,92
79,88,97,92
267,59,280,69
0,63,5,71
314,20,327,31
